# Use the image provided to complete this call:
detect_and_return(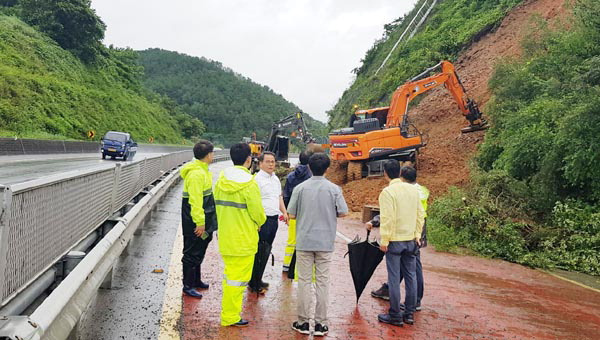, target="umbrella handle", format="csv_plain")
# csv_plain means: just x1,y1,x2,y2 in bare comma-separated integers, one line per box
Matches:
366,230,371,241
